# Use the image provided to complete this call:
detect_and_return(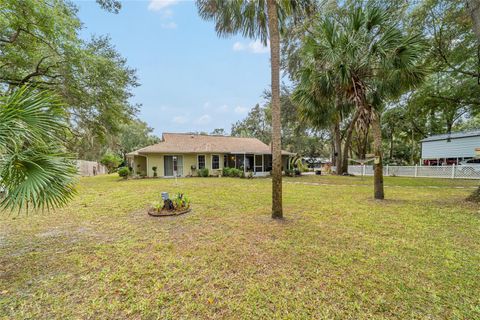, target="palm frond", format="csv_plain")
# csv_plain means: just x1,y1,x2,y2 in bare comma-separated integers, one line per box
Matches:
0,86,77,212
